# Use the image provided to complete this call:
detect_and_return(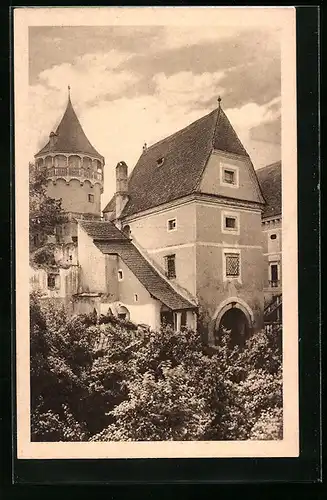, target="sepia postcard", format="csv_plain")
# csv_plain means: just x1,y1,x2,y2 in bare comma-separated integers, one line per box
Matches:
14,6,299,460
